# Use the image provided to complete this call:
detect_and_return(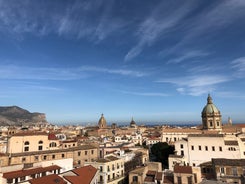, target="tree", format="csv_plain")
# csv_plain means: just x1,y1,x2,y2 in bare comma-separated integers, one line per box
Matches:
151,142,175,169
